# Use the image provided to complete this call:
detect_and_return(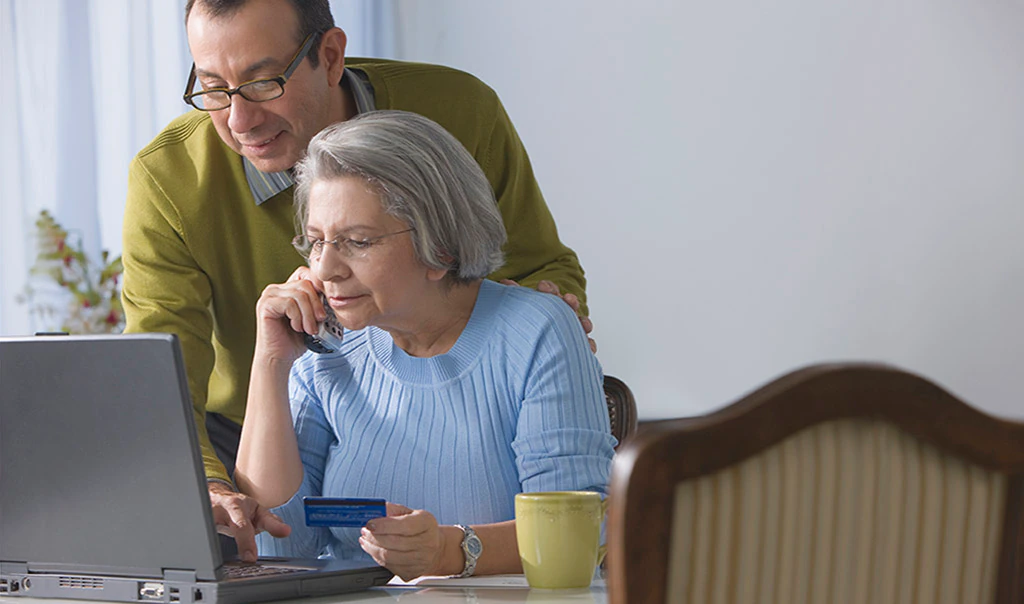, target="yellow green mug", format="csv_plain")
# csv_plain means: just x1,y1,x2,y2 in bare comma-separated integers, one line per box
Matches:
515,491,608,589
